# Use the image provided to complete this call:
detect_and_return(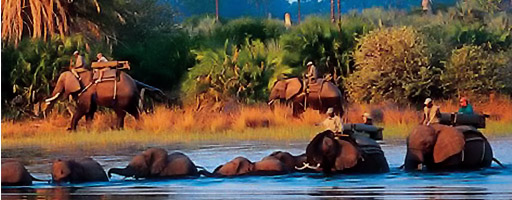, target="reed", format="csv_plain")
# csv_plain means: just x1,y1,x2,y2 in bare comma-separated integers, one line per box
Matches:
2,98,512,151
